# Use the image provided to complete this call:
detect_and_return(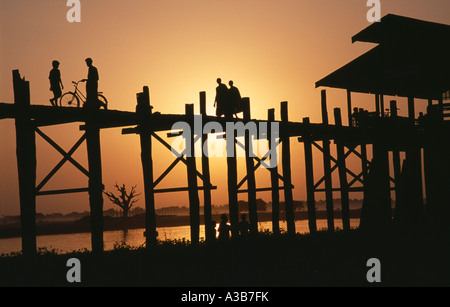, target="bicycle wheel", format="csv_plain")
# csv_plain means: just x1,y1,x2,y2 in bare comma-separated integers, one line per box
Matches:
97,94,108,109
59,92,80,107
